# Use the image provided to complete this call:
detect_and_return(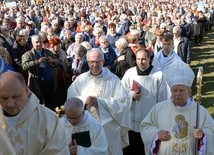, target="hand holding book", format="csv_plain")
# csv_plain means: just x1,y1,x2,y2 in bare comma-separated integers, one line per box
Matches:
132,80,141,93
132,80,141,100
